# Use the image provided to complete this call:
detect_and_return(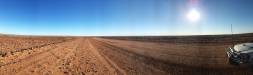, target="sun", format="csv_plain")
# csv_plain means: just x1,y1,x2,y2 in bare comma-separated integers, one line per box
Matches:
187,9,200,22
